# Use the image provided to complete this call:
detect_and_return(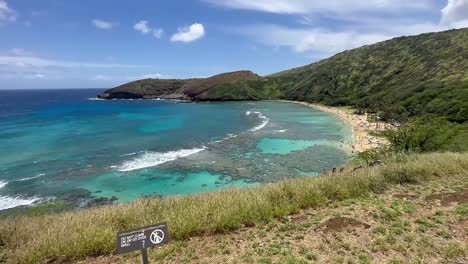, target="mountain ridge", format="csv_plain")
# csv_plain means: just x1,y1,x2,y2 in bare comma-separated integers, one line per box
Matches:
97,70,260,100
